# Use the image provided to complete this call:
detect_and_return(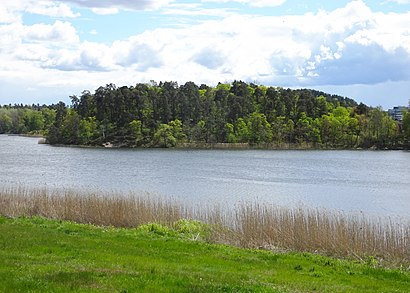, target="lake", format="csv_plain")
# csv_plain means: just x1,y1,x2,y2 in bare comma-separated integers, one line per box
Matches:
1,135,409,218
